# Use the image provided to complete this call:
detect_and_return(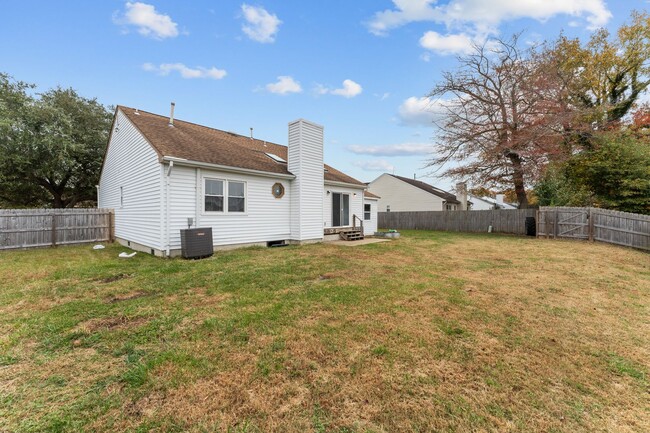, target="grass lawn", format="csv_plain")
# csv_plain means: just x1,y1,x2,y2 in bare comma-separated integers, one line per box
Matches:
0,231,648,432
